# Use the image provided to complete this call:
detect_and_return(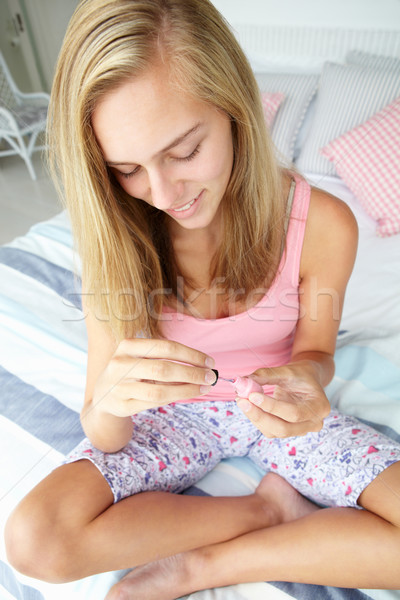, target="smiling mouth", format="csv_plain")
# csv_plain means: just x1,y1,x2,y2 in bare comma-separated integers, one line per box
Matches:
170,193,200,213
